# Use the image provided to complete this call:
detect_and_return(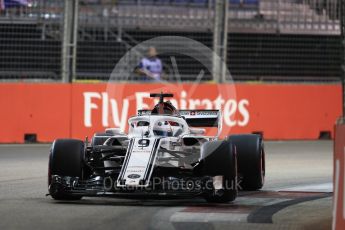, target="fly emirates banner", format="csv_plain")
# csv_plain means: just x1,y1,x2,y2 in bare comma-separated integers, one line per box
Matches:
0,83,341,142
71,83,341,140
